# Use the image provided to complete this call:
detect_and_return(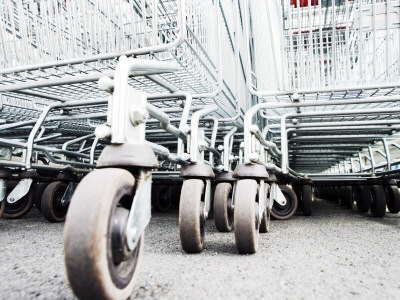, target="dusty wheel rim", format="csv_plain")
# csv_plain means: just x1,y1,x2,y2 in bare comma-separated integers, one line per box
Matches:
213,182,233,232
108,205,141,288
41,181,69,222
179,179,205,253
3,184,34,218
234,179,259,254
64,168,143,300
270,185,298,220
